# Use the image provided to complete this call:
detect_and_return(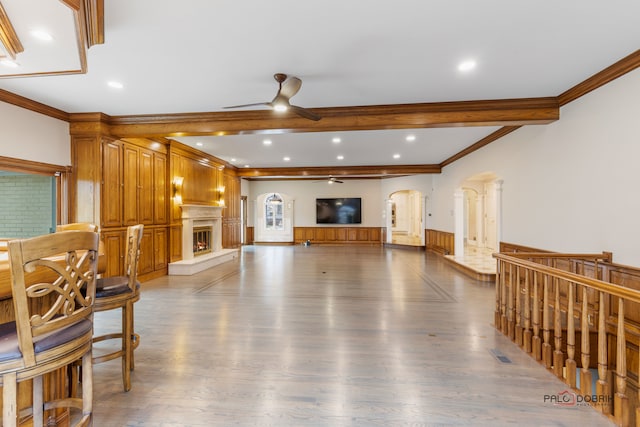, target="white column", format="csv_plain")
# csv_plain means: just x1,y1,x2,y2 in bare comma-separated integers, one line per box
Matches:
495,179,503,251
476,193,485,248
454,189,465,257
